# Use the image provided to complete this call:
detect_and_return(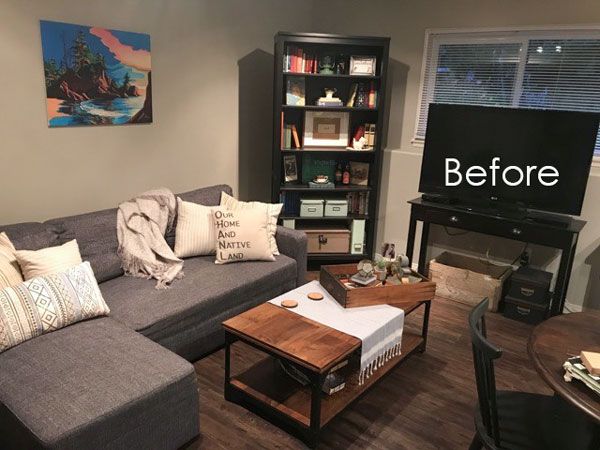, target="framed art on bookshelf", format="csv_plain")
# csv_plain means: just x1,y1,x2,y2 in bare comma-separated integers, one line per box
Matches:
303,111,349,148
283,155,298,182
349,56,376,76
